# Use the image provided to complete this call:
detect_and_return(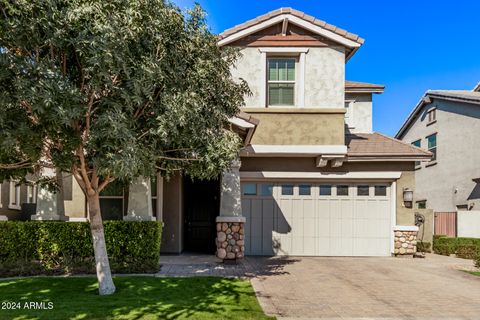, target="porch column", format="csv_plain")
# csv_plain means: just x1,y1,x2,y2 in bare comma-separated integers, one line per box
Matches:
124,176,155,221
31,168,68,221
216,159,246,261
